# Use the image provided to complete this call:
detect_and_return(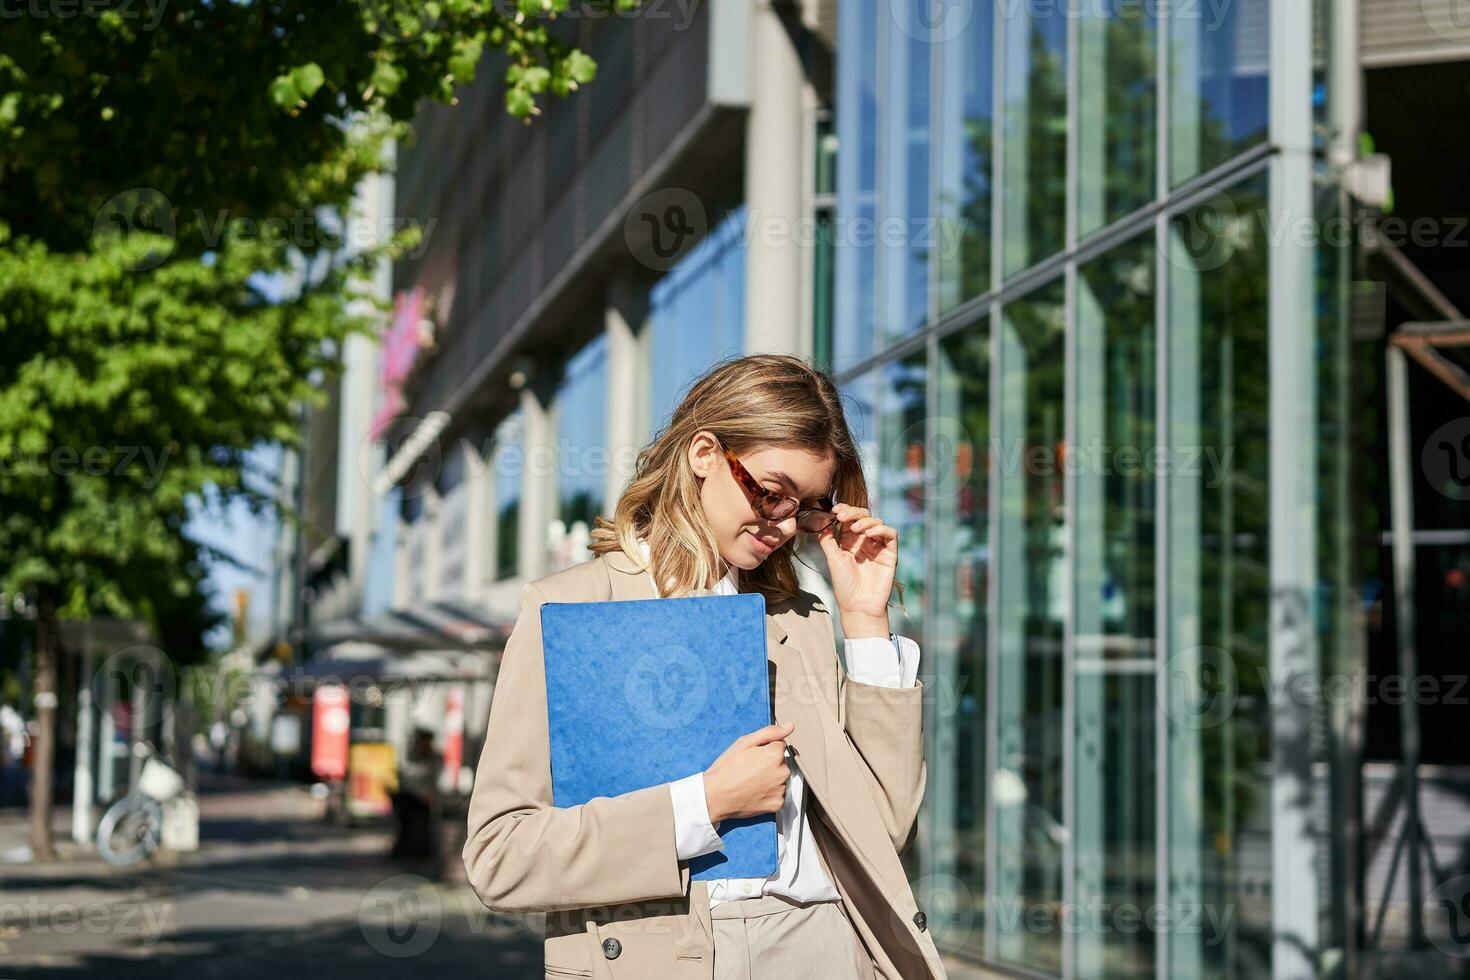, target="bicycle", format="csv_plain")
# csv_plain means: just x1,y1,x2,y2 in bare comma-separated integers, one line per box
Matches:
96,742,187,866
